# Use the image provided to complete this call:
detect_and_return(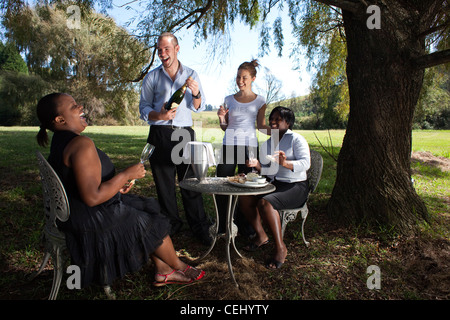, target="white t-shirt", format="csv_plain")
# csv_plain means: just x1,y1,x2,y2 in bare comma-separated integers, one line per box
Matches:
223,94,266,147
